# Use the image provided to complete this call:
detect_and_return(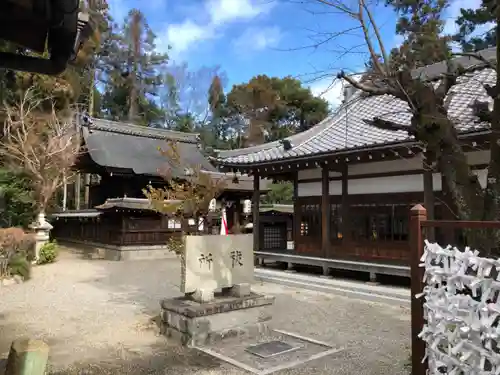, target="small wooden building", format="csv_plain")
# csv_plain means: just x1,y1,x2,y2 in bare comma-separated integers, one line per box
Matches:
215,50,496,279
51,119,269,259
